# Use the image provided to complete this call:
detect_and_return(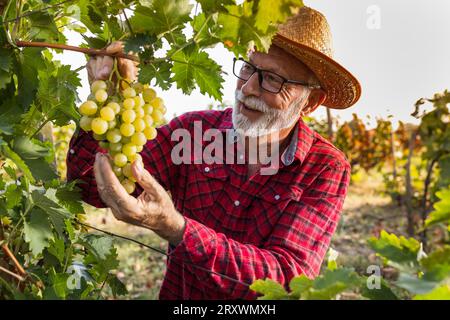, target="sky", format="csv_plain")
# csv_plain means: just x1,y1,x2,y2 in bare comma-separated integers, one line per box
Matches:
55,0,450,128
